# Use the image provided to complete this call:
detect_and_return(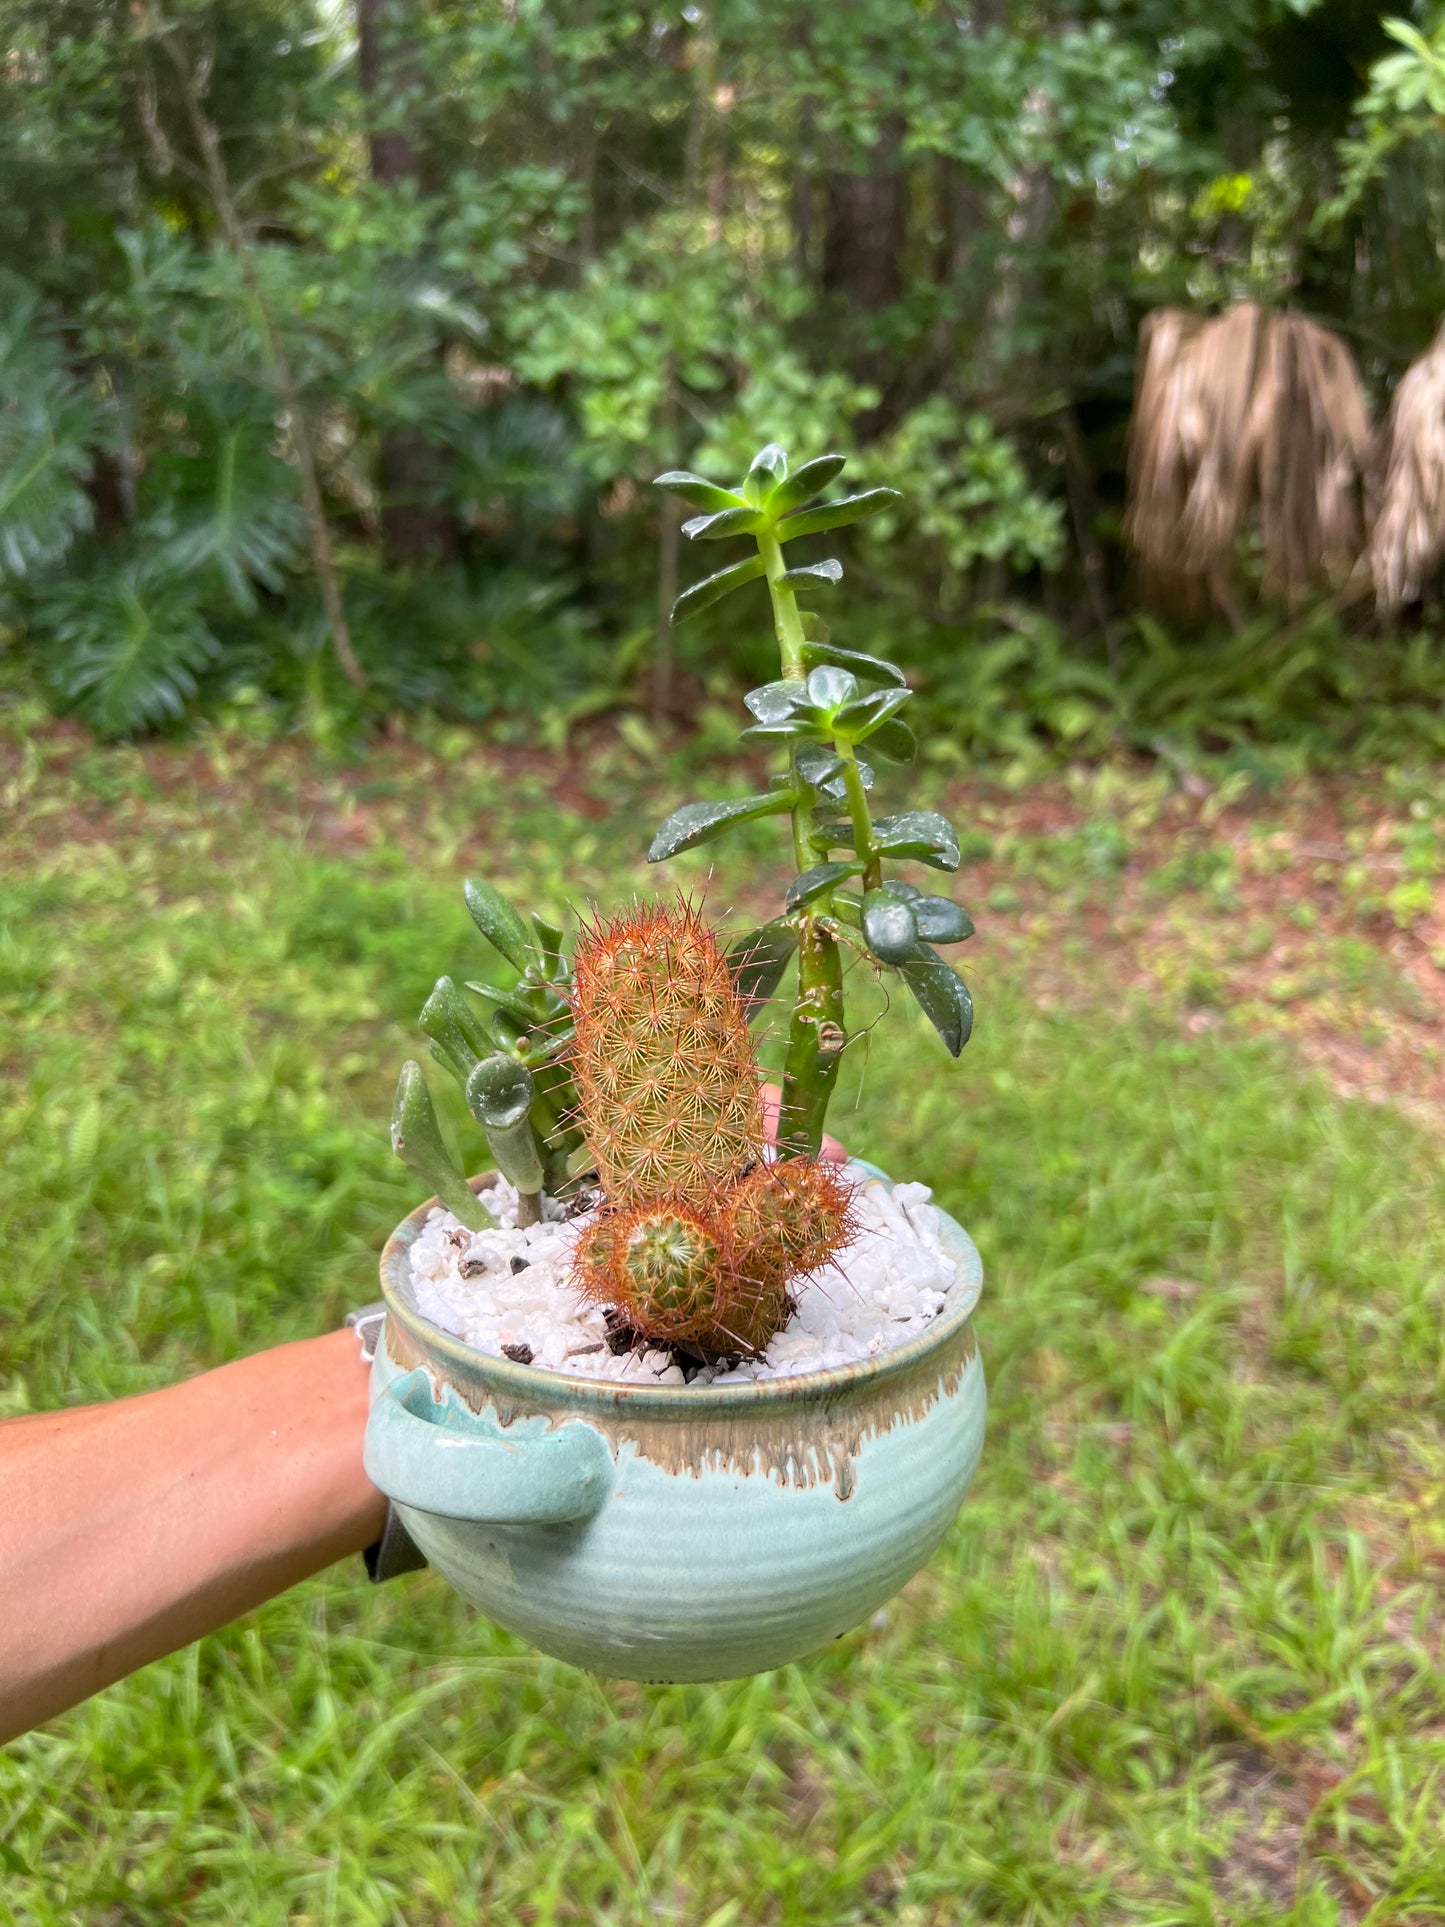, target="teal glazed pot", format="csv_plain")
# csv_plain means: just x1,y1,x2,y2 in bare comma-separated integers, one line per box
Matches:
364,1160,985,1682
